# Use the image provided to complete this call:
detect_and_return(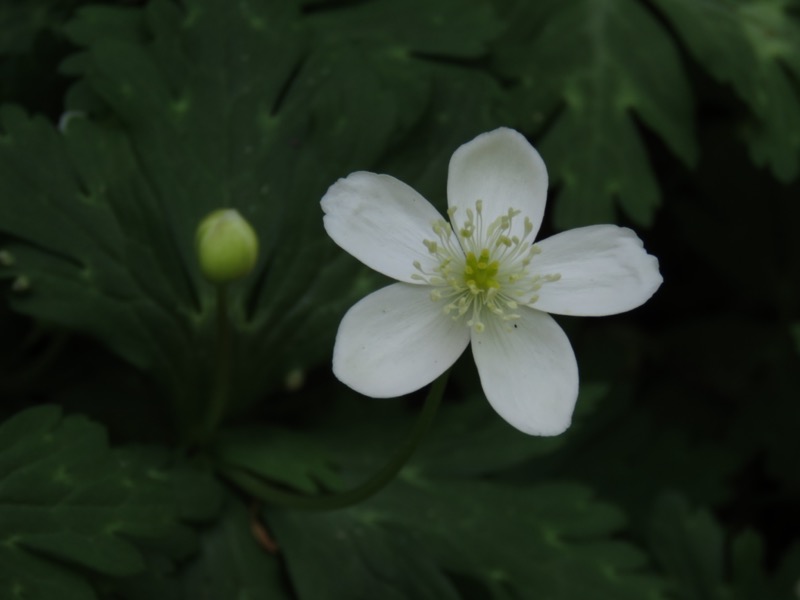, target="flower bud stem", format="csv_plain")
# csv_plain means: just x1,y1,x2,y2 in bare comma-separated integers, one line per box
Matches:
219,370,450,510
203,284,232,440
